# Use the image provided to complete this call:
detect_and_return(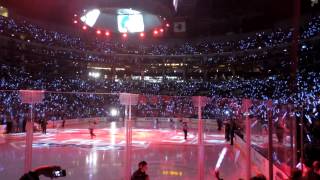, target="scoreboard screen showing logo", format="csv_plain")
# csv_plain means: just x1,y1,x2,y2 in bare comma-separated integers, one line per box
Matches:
117,9,144,33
